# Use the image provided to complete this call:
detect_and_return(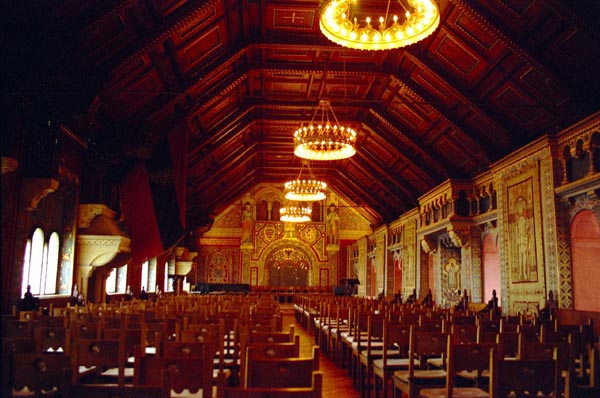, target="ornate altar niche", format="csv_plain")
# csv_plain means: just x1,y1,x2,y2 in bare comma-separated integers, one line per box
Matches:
263,245,311,286
199,184,336,287
252,222,328,287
